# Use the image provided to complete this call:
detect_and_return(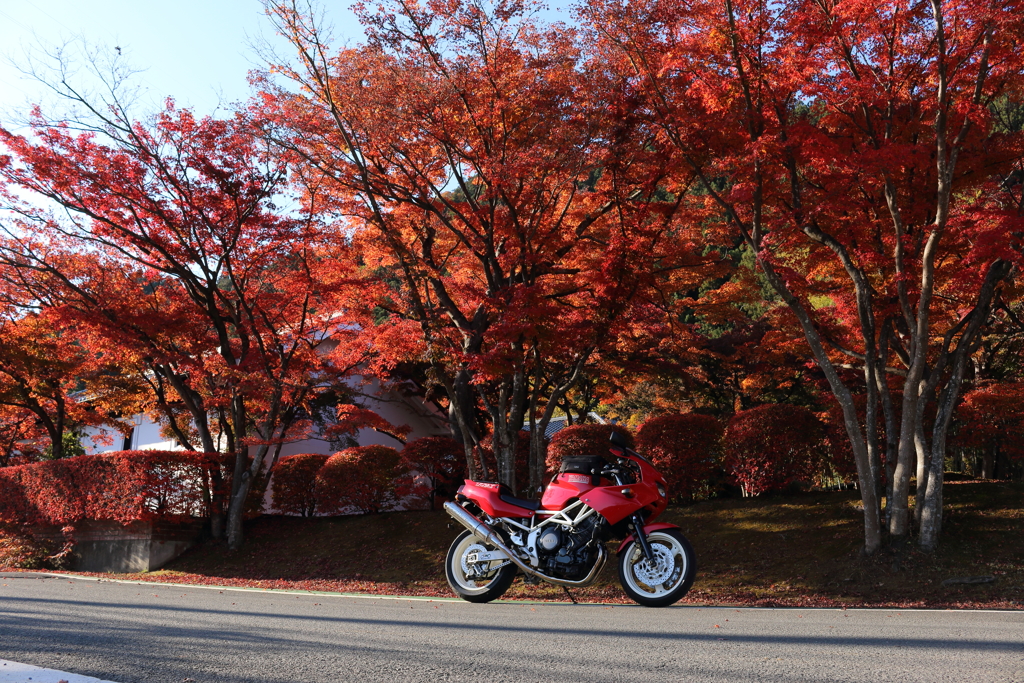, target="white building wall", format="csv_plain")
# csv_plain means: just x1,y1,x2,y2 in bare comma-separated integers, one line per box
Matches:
81,381,449,456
